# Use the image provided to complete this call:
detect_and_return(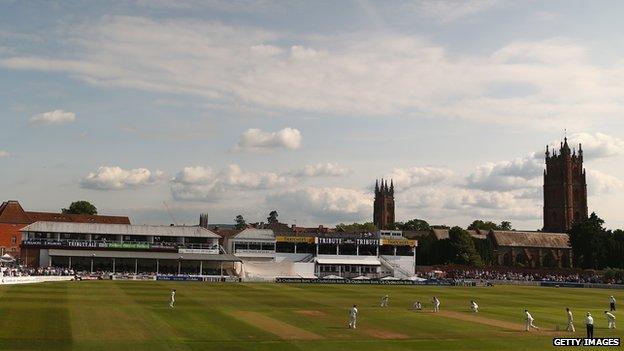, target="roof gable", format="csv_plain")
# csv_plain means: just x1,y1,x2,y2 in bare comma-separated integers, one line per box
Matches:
0,201,31,224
